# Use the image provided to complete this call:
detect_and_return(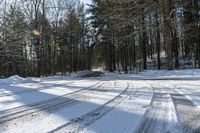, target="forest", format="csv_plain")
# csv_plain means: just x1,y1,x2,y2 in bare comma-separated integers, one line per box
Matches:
0,0,199,77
